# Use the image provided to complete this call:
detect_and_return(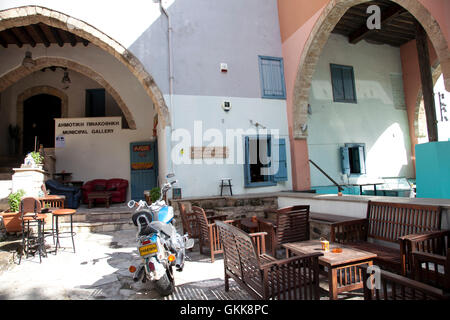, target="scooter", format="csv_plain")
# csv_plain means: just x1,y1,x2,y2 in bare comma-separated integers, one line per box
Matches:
128,174,194,296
